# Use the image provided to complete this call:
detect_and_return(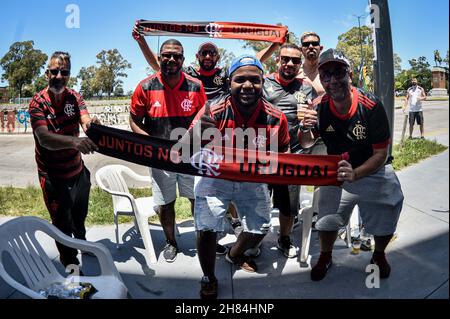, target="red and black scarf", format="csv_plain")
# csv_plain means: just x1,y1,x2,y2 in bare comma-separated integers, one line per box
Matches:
138,21,288,43
87,124,341,186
